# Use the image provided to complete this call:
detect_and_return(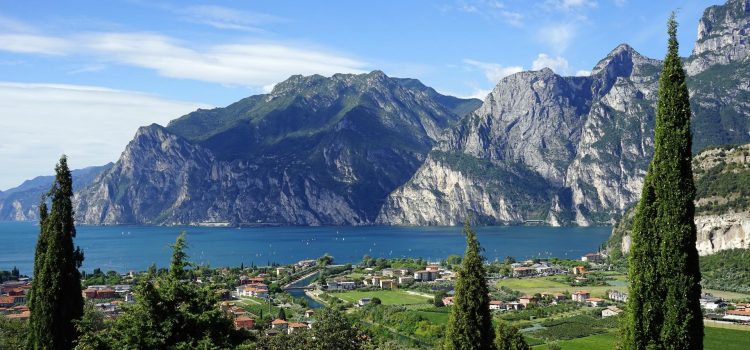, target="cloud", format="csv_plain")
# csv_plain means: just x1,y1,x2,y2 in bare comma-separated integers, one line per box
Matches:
0,34,70,55
463,59,524,83
531,53,570,74
450,1,524,27
545,0,598,10
0,29,369,88
179,5,285,32
575,69,591,76
537,23,576,53
614,0,627,7
0,82,208,190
